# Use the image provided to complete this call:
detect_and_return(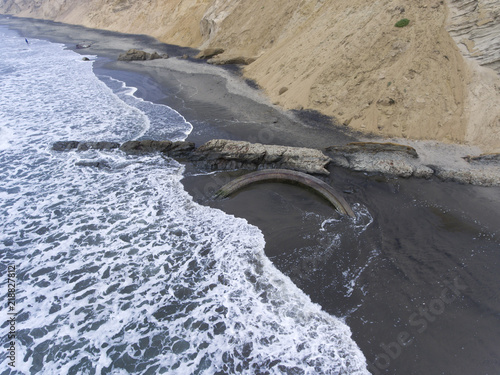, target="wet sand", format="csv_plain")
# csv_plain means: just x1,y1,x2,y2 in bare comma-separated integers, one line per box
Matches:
2,15,500,375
